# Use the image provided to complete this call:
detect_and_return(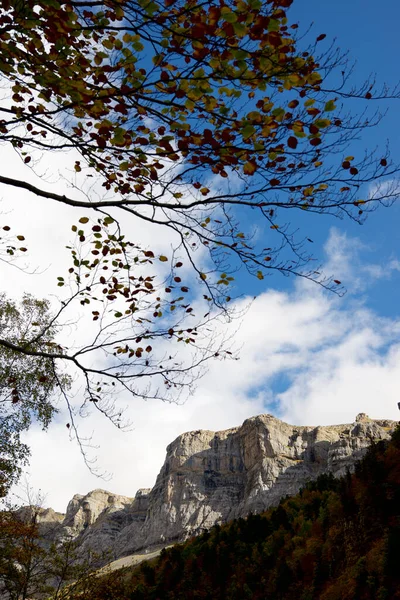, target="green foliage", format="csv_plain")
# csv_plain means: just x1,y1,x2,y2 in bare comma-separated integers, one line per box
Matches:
0,294,69,497
71,429,400,600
